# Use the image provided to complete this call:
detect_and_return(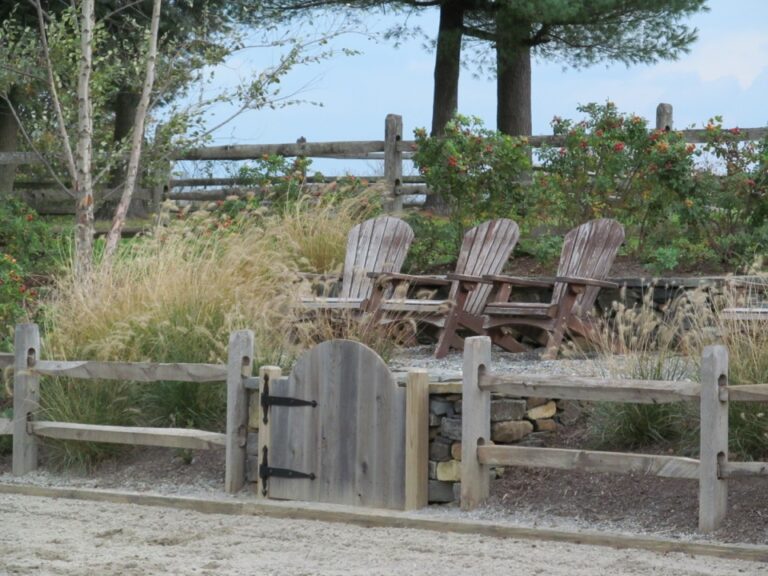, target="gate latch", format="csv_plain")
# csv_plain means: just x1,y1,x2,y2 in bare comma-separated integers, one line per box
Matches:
260,377,317,425
259,446,315,496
